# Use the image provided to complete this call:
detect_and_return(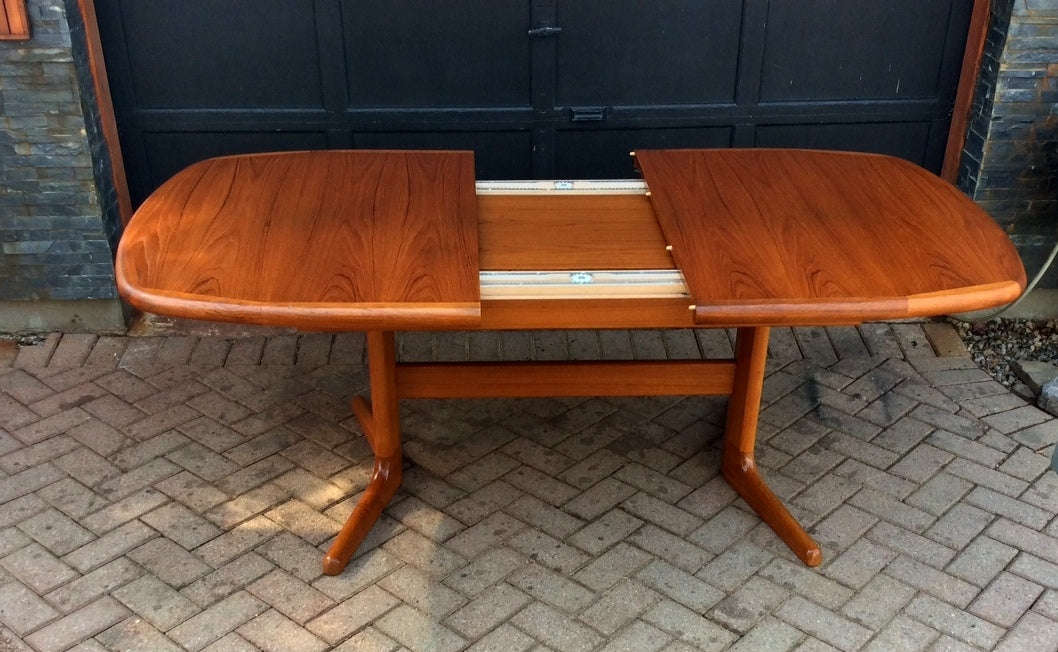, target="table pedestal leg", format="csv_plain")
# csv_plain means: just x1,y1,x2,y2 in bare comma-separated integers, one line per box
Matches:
320,327,821,572
722,327,822,566
323,331,403,576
